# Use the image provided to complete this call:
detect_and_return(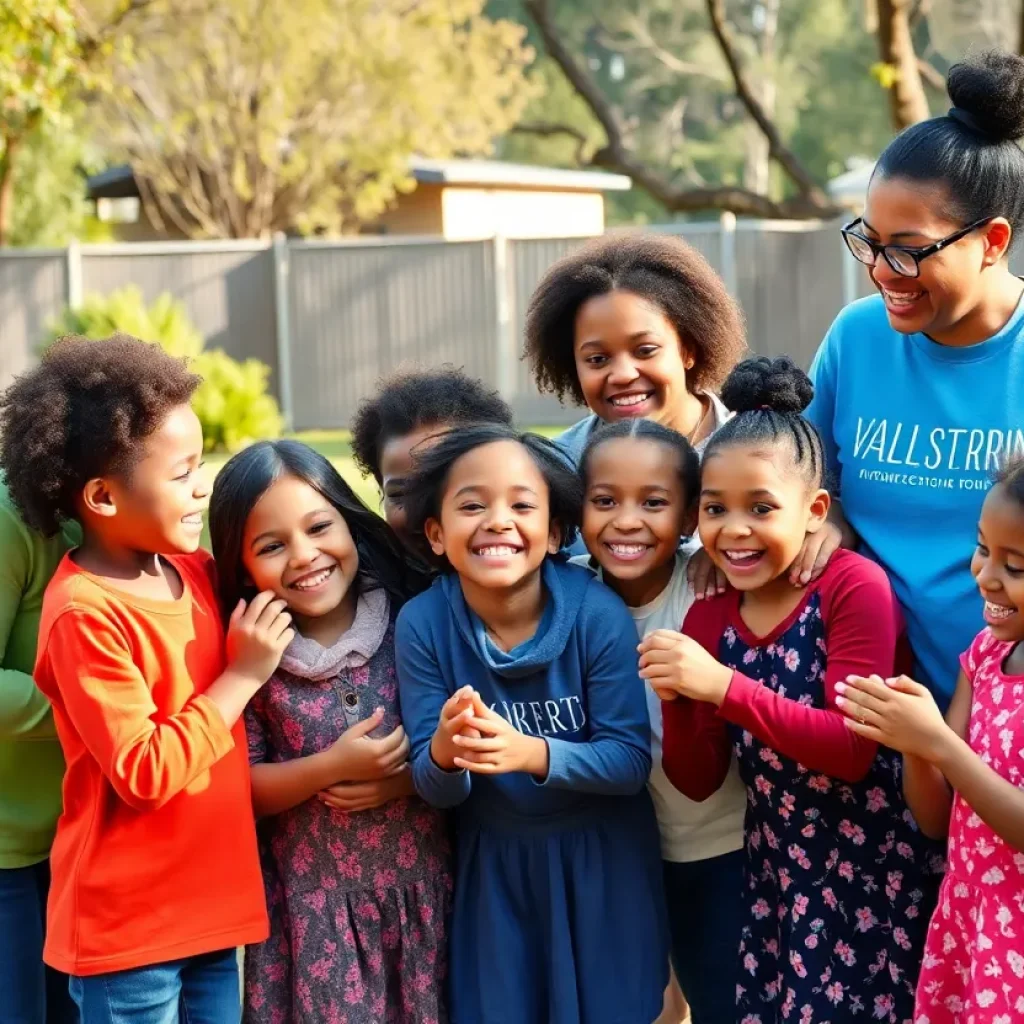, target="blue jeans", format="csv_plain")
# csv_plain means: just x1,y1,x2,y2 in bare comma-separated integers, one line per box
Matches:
663,850,745,1024
0,860,78,1024
68,949,239,1024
